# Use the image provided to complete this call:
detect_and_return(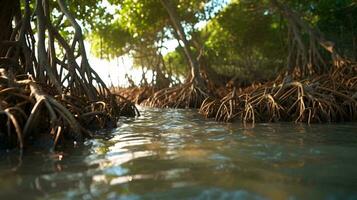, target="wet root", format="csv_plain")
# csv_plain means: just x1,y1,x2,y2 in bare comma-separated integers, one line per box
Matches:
0,74,138,149
200,63,357,123
143,81,209,108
